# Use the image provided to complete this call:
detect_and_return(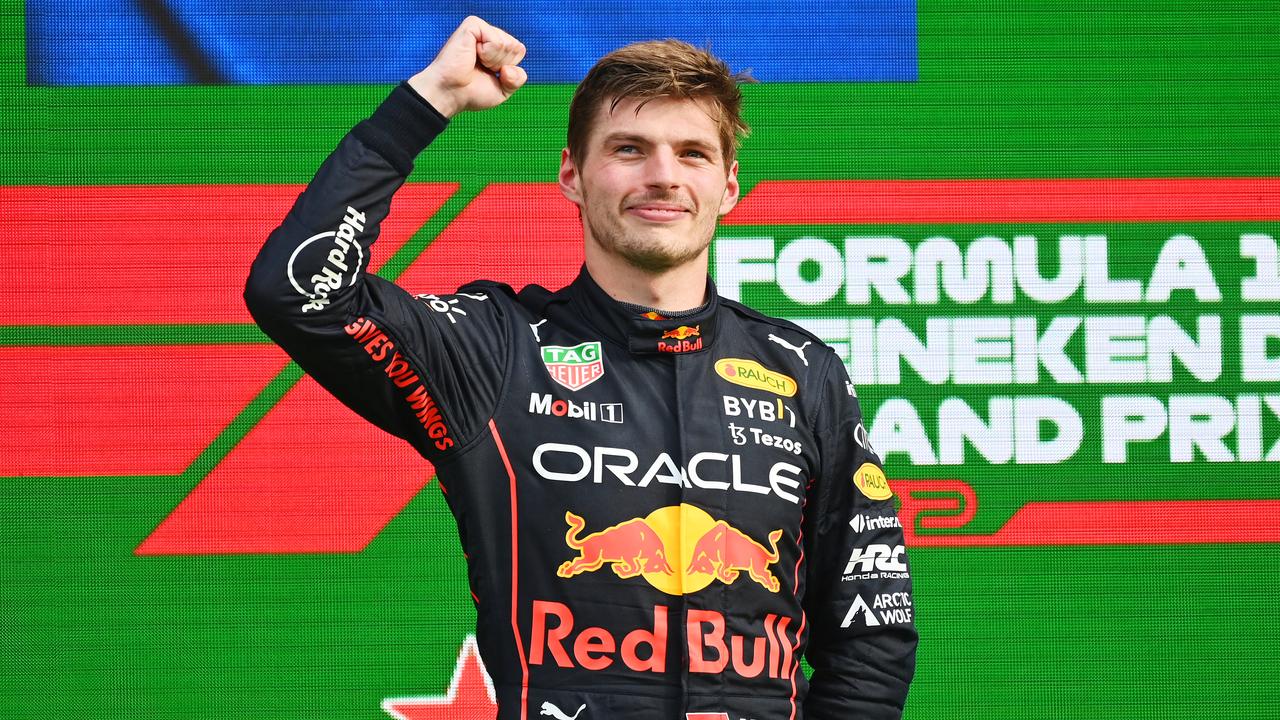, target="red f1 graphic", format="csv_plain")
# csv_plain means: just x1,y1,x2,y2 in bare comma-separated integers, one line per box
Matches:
115,180,1280,556
382,636,496,719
